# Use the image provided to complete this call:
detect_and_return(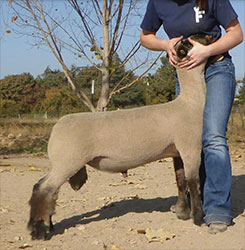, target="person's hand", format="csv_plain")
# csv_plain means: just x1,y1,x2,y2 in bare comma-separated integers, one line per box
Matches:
177,37,211,70
166,36,183,67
